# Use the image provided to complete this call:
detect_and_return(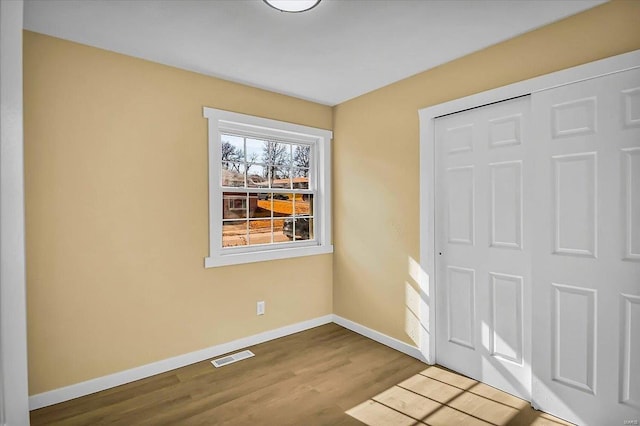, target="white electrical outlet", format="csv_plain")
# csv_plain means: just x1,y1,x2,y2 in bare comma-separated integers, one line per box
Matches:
257,301,265,316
